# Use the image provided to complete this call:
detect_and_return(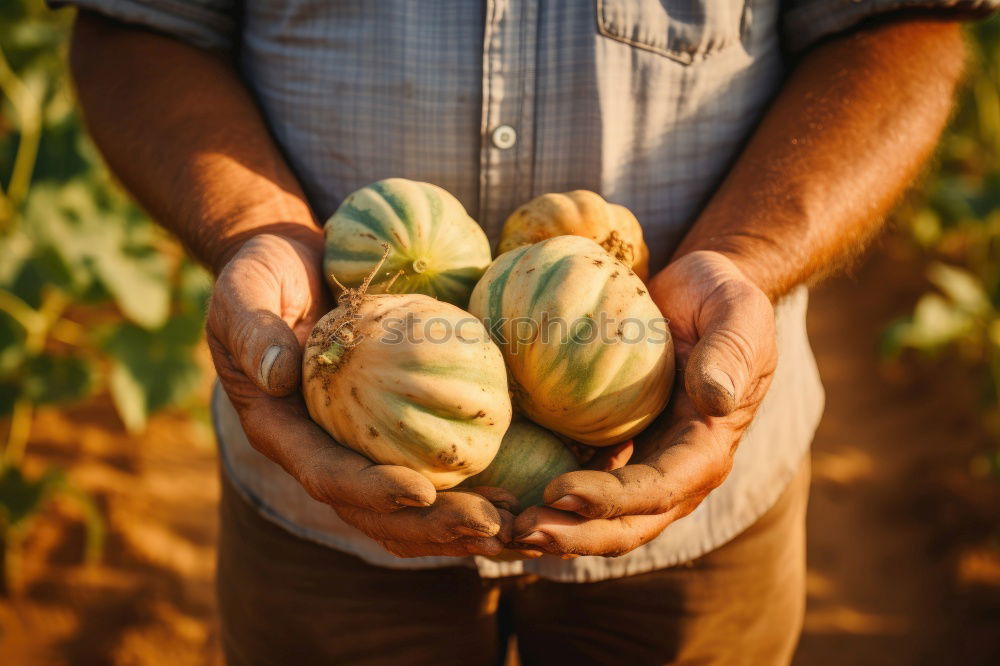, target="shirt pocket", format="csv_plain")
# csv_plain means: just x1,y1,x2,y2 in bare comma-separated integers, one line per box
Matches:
596,0,748,64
